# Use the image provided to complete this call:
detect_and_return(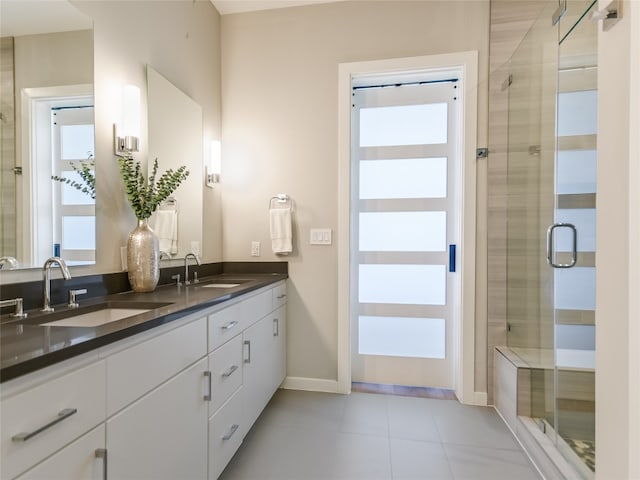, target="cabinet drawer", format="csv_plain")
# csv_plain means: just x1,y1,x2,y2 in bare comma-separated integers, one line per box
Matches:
1,361,106,480
272,282,287,309
240,290,273,328
208,335,243,415
107,317,207,416
15,425,105,480
208,303,242,352
208,388,244,480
